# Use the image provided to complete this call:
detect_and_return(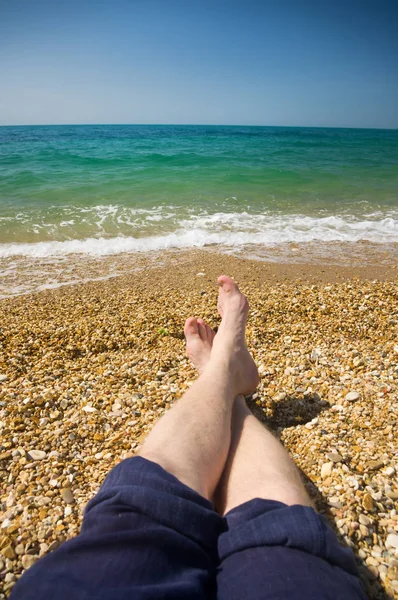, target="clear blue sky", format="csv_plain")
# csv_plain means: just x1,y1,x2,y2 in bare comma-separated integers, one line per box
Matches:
1,0,397,128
